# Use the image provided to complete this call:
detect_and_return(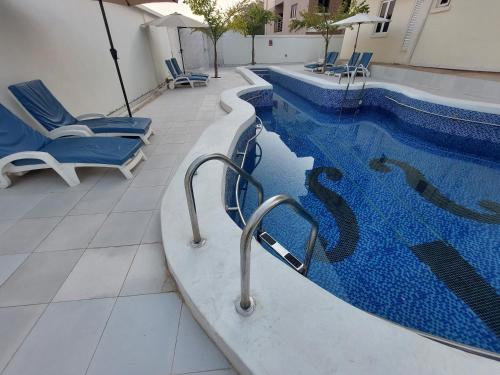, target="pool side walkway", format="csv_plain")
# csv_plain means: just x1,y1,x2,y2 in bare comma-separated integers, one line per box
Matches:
0,69,246,375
